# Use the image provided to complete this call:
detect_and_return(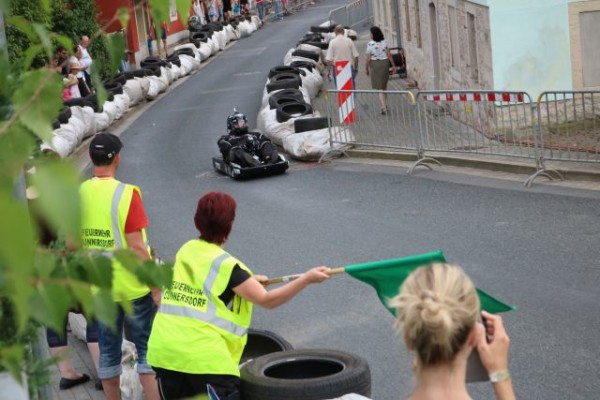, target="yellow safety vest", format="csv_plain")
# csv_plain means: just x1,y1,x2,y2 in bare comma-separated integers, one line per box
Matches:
80,177,151,302
147,239,253,376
